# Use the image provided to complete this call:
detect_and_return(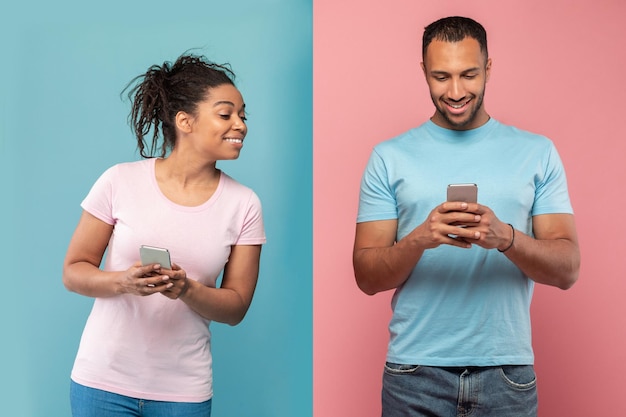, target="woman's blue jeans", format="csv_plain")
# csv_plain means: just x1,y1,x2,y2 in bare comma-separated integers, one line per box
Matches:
382,363,537,417
70,380,212,417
